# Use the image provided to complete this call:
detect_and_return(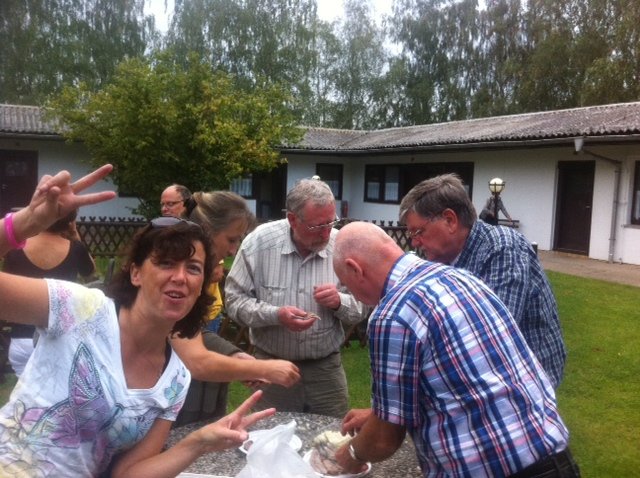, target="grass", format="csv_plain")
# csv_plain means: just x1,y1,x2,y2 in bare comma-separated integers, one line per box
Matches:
547,271,640,477
226,343,372,411
1,272,638,476
226,271,640,477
